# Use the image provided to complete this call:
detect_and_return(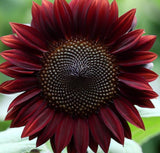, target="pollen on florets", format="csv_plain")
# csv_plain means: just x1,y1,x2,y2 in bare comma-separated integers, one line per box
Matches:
40,37,118,118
